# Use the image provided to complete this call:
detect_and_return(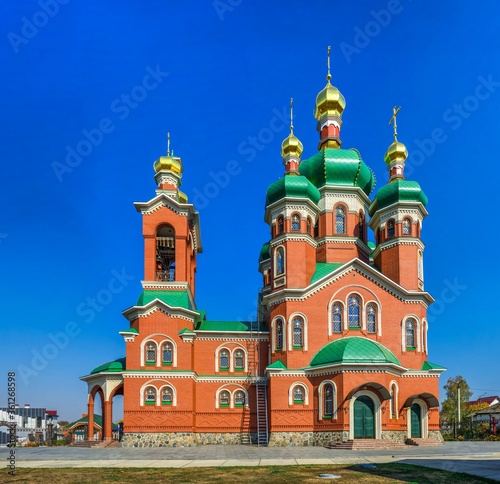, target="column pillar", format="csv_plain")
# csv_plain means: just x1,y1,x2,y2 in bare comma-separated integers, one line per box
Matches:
103,400,113,441
87,402,94,441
